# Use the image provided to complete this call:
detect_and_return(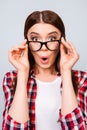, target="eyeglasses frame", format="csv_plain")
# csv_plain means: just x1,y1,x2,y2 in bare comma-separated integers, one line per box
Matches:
27,37,61,52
